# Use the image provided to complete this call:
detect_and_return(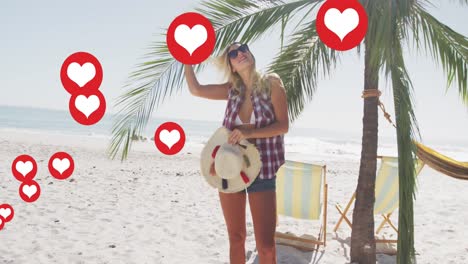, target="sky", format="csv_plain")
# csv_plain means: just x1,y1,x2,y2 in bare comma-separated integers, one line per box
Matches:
1,0,467,144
